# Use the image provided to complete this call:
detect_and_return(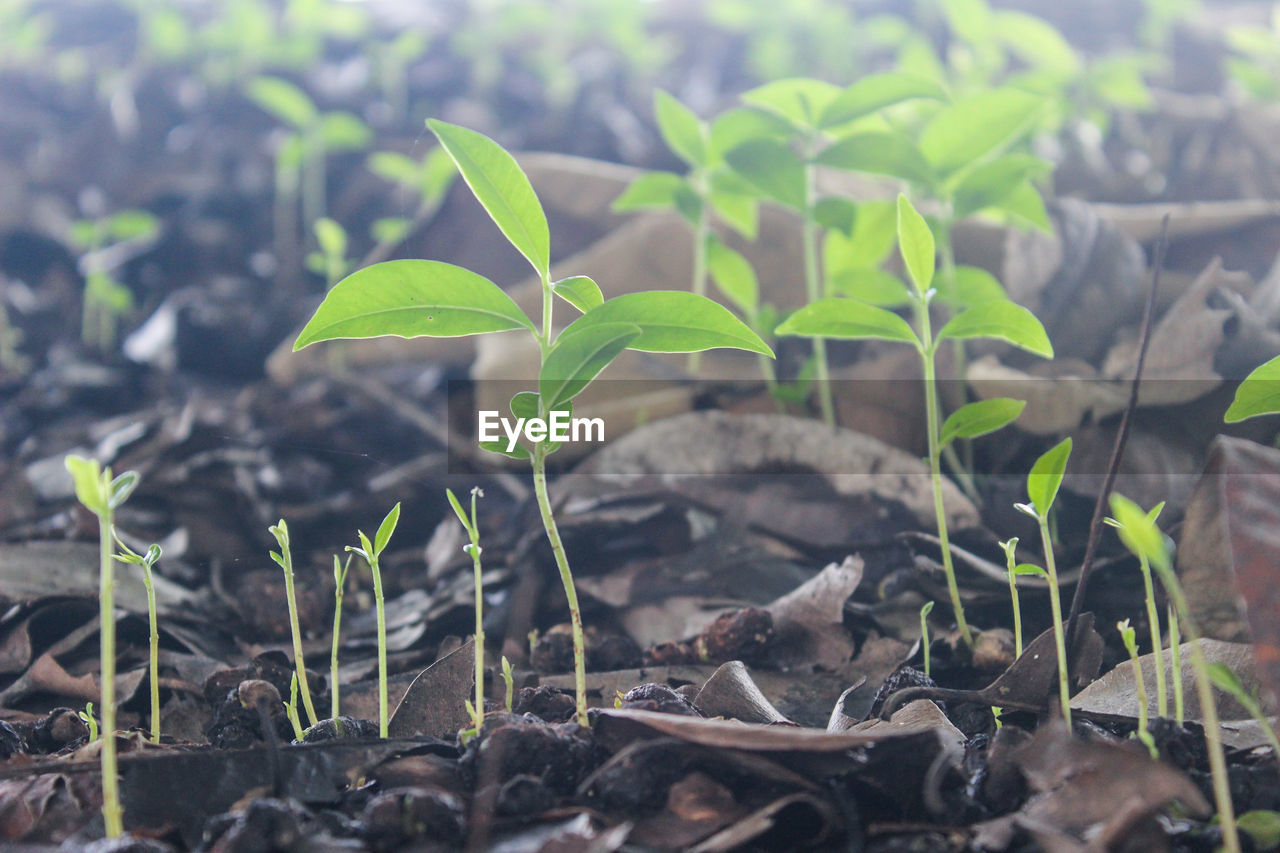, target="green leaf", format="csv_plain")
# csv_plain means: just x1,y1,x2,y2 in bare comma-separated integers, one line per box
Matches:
846,200,898,269
480,440,531,461
1206,662,1248,701
707,176,758,239
320,112,372,152
370,217,411,246
368,151,419,186
896,195,935,294
551,275,604,314
65,455,107,515
428,119,551,279
654,90,707,168
293,260,534,350
919,89,1047,177
819,71,949,128
1013,563,1049,578
993,181,1052,231
724,139,807,211
775,297,918,345
421,146,458,203
373,502,401,555
540,323,641,407
246,75,316,128
445,488,472,532
812,197,858,235
1225,354,1280,422
705,236,758,315
937,266,1006,306
994,11,1080,77
1237,811,1280,851
827,268,910,306
708,107,792,161
936,299,1053,357
817,132,933,185
560,291,773,355
939,398,1026,448
1027,437,1072,516
107,471,139,510
1109,493,1171,573
509,391,539,420
612,171,688,212
951,153,1051,219
106,210,159,242
740,77,841,130
314,217,347,257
